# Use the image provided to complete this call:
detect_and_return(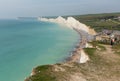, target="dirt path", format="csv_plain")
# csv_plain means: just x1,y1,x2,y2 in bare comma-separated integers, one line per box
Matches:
76,44,120,81
99,45,120,62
